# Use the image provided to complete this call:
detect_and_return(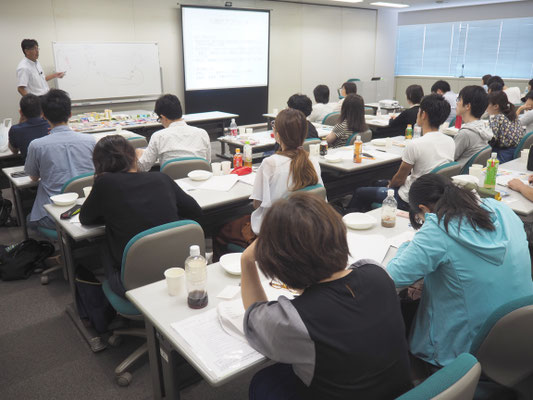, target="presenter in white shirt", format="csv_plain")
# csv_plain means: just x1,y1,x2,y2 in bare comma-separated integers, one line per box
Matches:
16,39,65,96
137,94,211,171
346,94,454,212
